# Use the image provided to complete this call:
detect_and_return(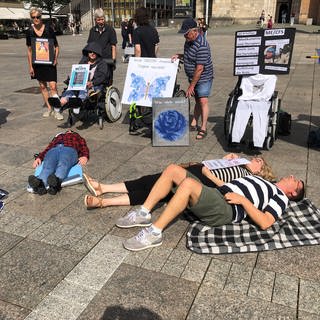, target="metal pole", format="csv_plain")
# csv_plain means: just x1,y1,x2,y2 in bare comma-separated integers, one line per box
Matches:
89,0,93,27
205,0,209,25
